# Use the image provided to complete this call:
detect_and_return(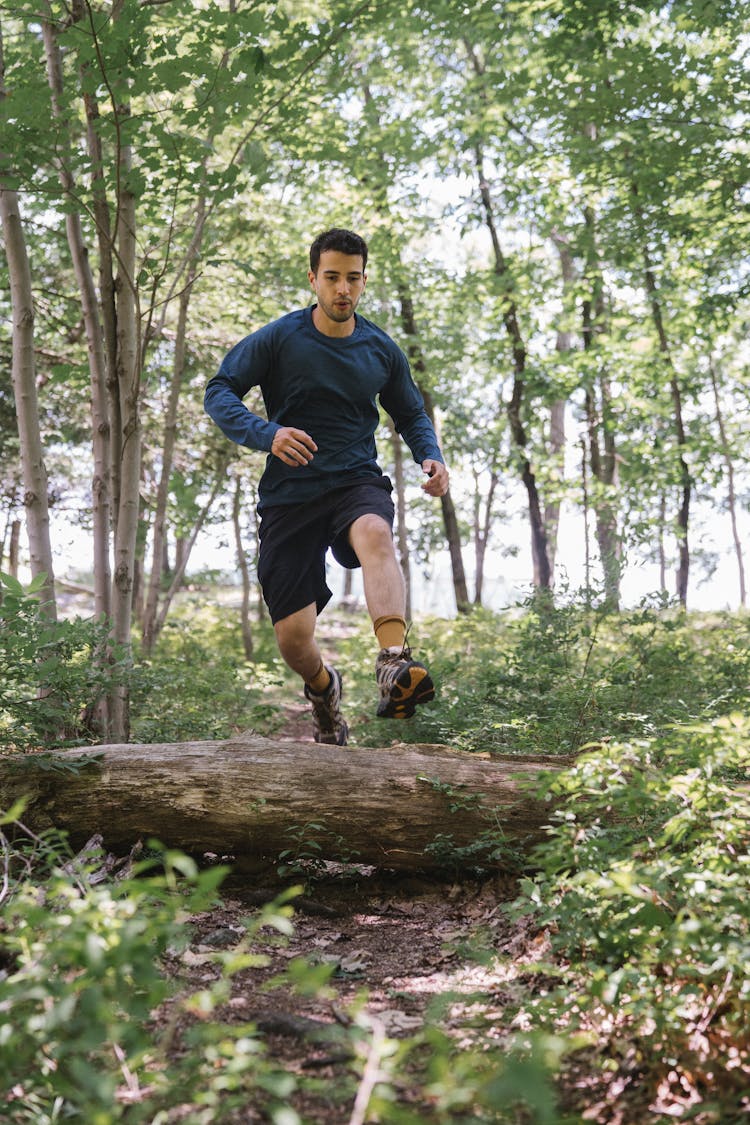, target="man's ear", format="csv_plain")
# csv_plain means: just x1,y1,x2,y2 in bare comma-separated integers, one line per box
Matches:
307,269,316,287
